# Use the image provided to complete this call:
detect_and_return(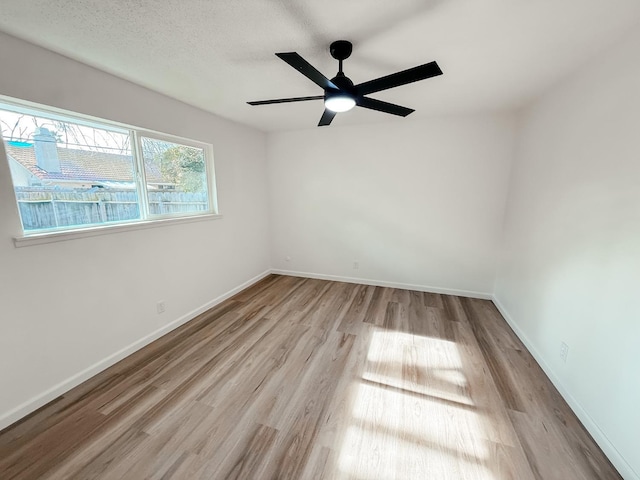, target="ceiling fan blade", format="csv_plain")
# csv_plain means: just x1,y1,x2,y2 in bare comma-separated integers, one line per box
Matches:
356,61,442,96
247,95,323,106
357,97,415,117
318,109,337,126
276,52,338,90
